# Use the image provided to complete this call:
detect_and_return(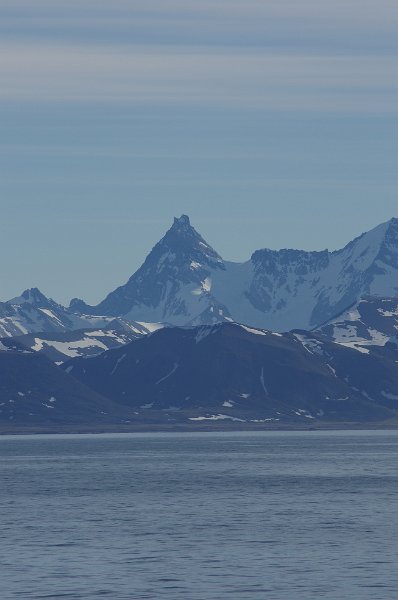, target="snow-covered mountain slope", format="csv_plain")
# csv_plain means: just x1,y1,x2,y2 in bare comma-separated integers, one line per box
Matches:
0,288,81,336
63,323,398,424
1,326,152,364
0,287,159,337
71,215,398,331
70,214,228,325
316,296,398,353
